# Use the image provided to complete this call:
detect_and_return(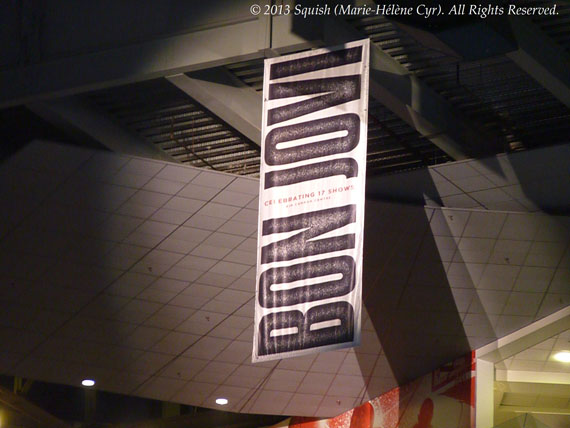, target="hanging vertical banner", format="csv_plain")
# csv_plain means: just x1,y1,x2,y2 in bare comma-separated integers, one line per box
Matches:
253,39,370,362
